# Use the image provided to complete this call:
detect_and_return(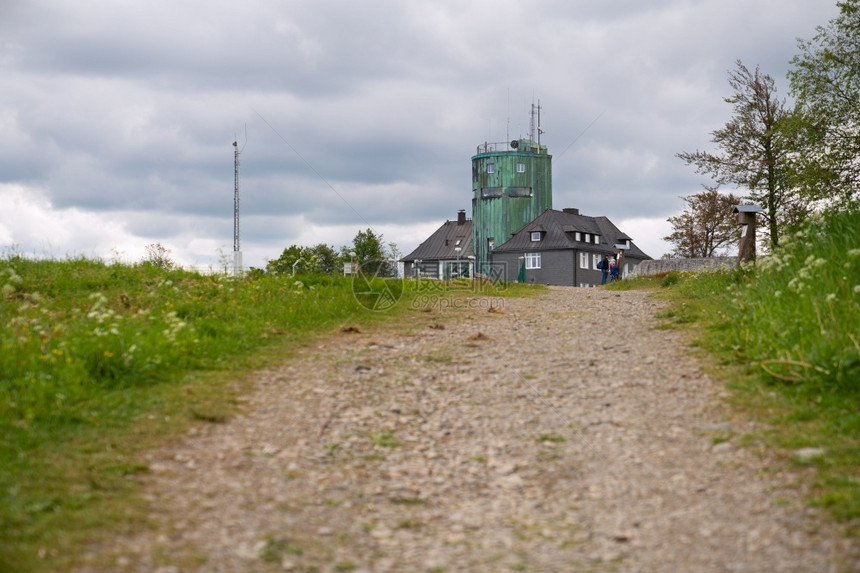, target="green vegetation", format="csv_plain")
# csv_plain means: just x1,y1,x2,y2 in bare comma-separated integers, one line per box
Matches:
0,255,538,571
616,204,860,531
